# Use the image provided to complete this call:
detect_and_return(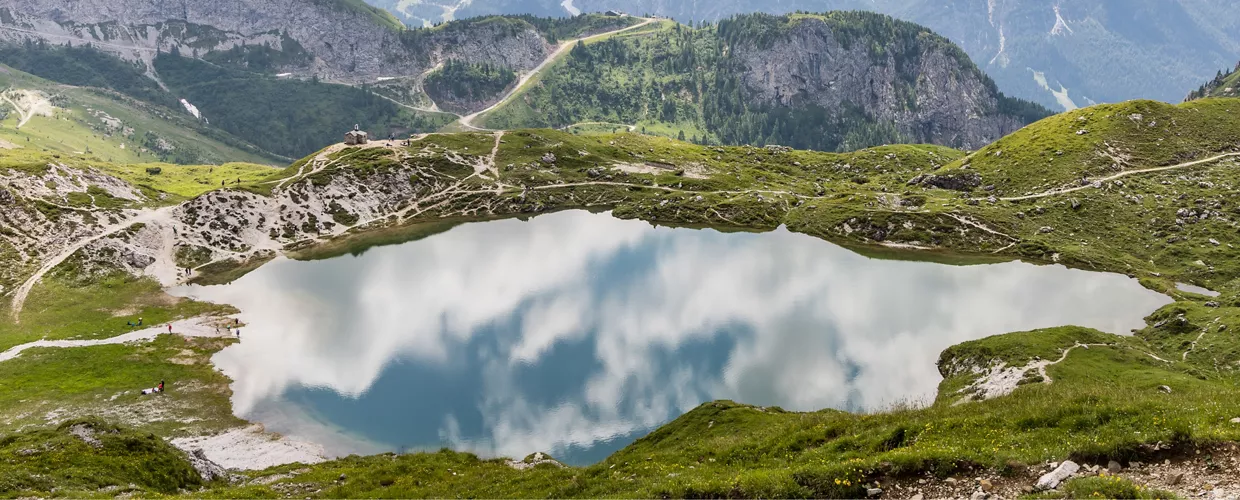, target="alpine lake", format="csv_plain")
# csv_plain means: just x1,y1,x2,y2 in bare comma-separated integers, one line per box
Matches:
172,210,1171,465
